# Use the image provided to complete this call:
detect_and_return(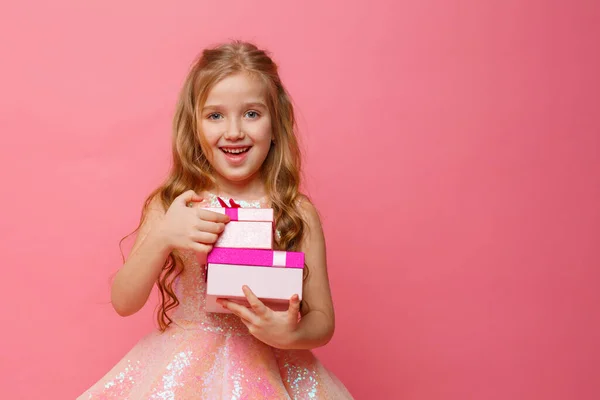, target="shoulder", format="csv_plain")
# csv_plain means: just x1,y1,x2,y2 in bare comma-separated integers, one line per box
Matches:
296,194,324,235
142,193,168,223
148,193,168,212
